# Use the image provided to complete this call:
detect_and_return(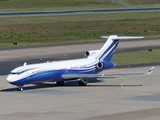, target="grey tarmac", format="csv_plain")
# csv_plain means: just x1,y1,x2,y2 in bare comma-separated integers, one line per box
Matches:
1,8,160,17
0,38,159,62
0,38,160,120
0,66,160,120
